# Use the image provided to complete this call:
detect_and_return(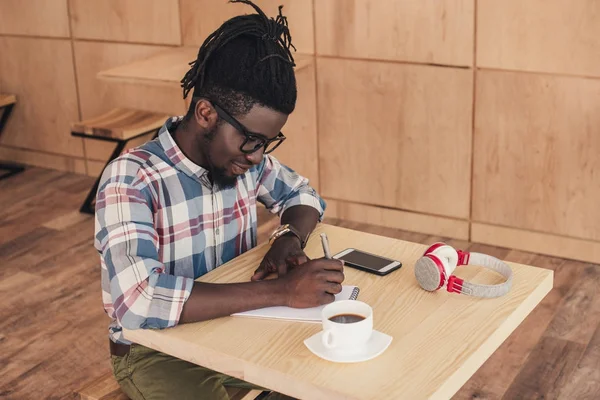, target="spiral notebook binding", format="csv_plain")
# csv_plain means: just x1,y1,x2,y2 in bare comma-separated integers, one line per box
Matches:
349,287,360,300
